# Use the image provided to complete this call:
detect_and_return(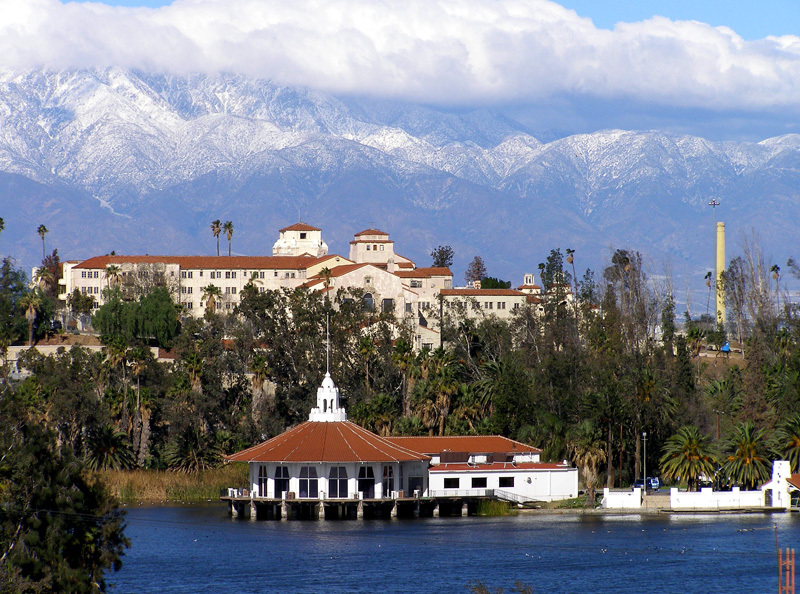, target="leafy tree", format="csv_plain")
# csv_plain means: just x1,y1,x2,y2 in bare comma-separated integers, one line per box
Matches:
138,287,181,347
430,245,454,268
465,256,487,285
0,258,29,343
68,288,96,316
777,413,800,473
480,277,511,289
567,420,607,505
723,421,775,489
19,290,42,346
86,425,134,470
659,425,717,491
0,391,128,592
